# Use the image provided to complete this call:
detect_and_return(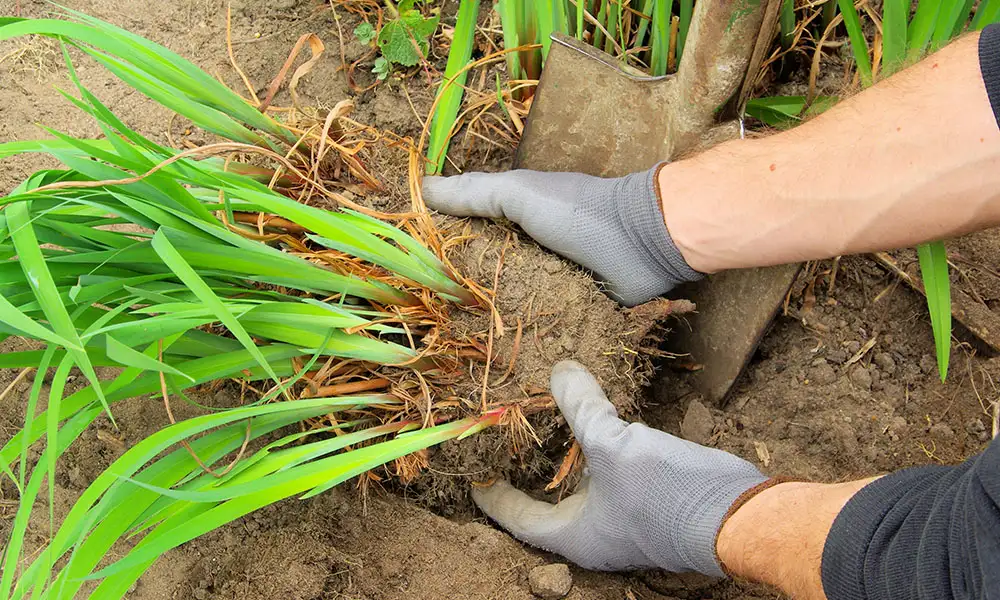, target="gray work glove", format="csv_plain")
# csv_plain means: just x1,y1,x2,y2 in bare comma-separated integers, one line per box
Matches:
422,165,702,307
473,361,769,576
